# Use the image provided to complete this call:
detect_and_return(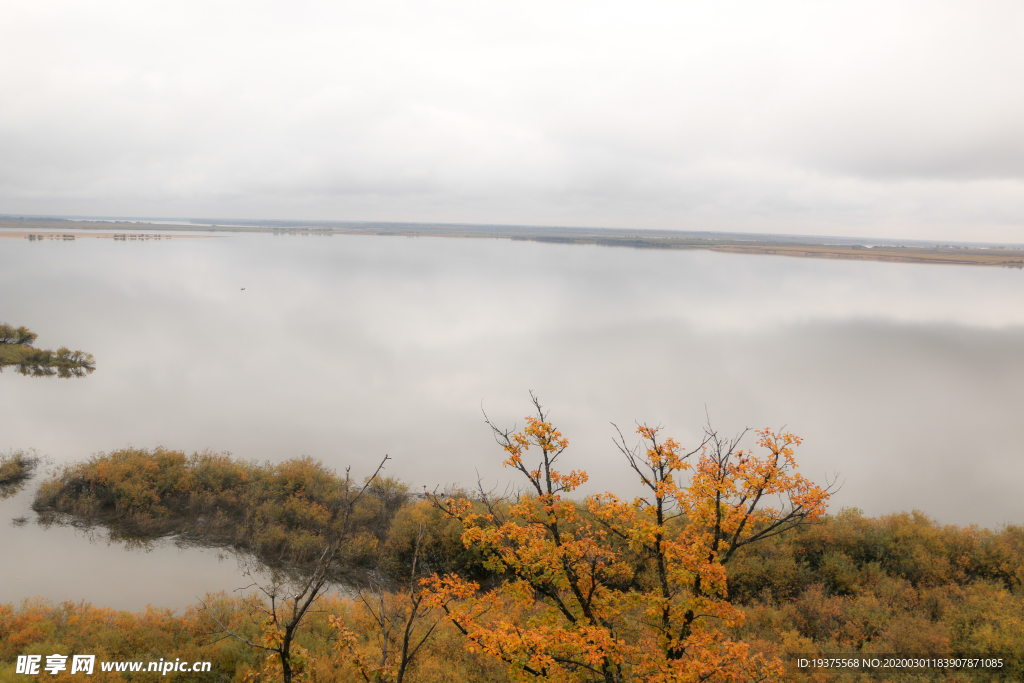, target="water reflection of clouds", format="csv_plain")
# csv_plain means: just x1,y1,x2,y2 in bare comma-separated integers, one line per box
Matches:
2,233,1023,607
0,484,269,611
246,237,1024,336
